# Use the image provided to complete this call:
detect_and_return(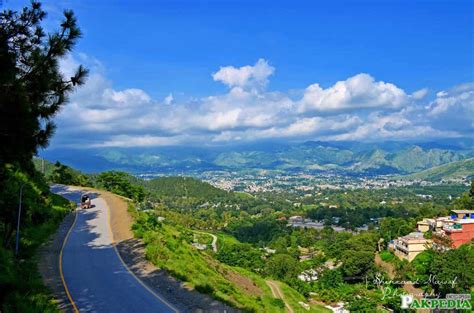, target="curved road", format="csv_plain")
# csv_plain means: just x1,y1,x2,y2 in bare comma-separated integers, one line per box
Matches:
52,185,178,313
